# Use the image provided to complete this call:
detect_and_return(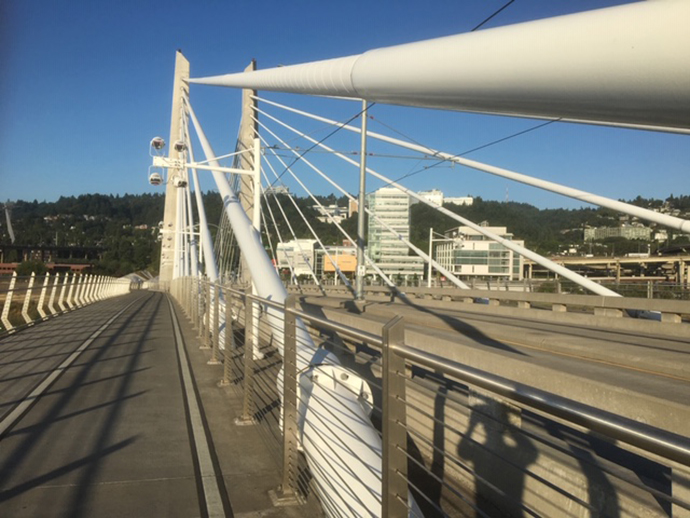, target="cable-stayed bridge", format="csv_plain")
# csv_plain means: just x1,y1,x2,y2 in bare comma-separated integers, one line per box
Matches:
2,2,690,516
